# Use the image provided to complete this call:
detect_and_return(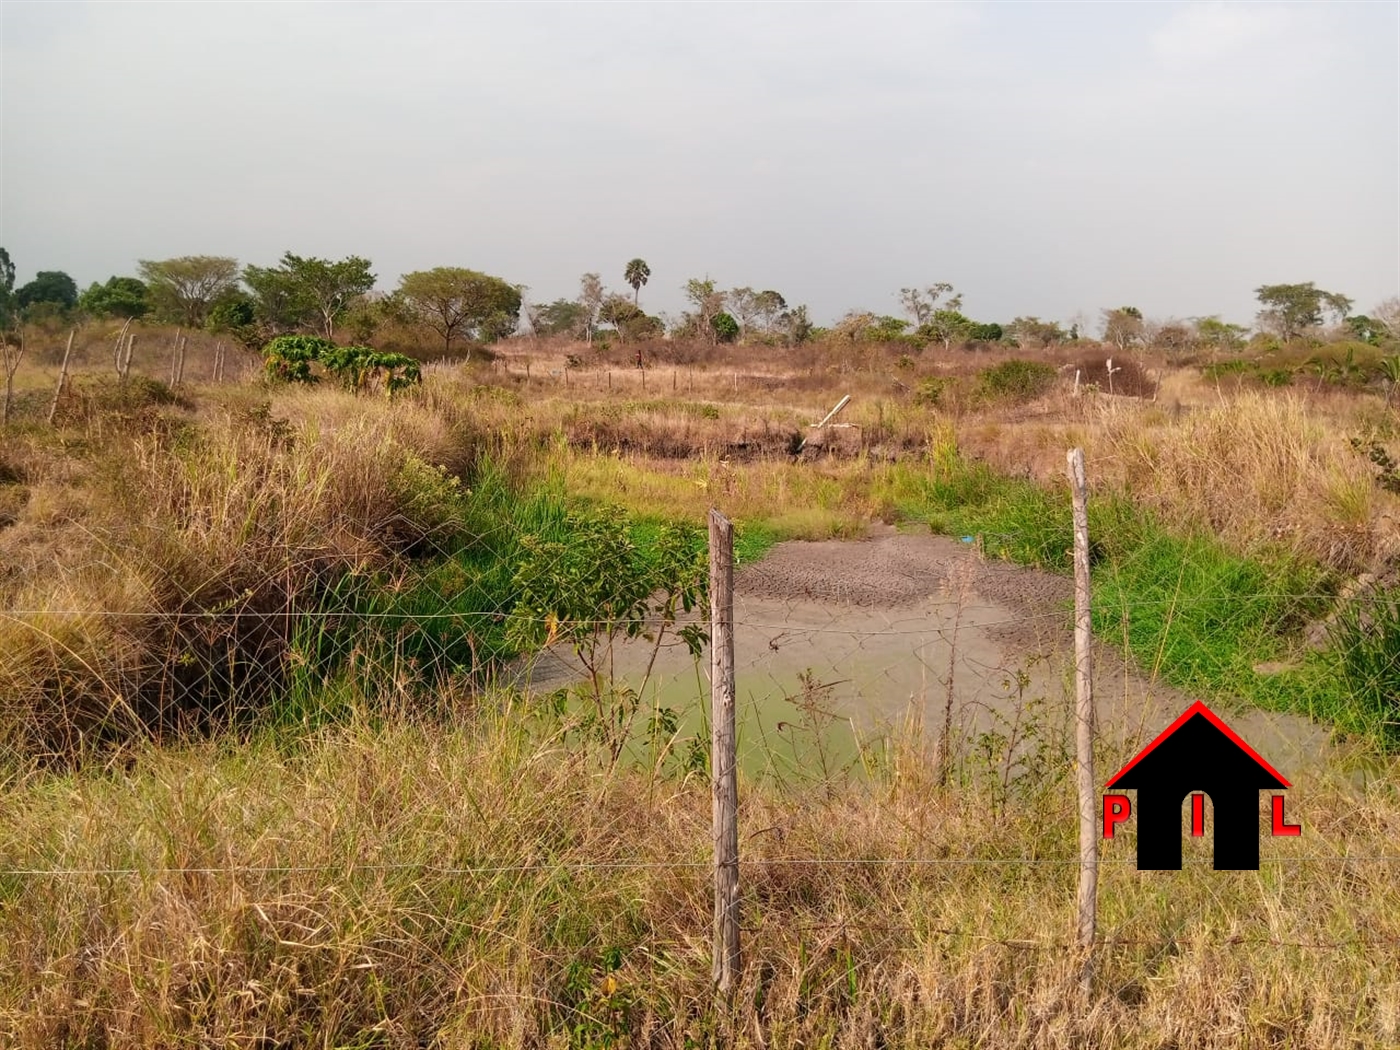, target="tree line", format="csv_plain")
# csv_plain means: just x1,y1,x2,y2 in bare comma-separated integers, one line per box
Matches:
1,245,1395,357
